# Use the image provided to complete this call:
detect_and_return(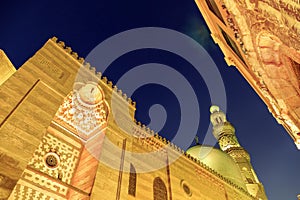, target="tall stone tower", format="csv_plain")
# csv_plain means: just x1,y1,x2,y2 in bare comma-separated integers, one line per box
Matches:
210,105,267,199
195,0,300,149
